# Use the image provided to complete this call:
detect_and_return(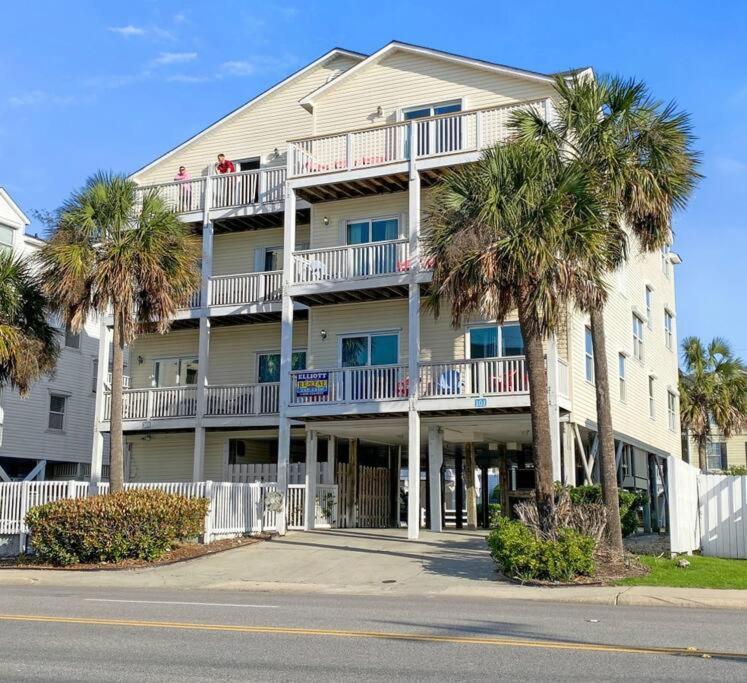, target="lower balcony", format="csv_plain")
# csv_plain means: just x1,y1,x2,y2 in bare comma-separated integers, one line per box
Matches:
209,271,282,310
286,357,539,417
101,382,280,430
